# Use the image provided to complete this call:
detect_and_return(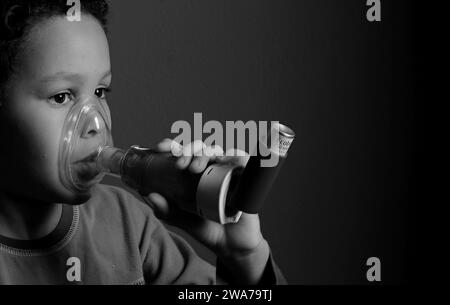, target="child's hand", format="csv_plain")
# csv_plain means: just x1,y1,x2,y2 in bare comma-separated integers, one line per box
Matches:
143,138,270,284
